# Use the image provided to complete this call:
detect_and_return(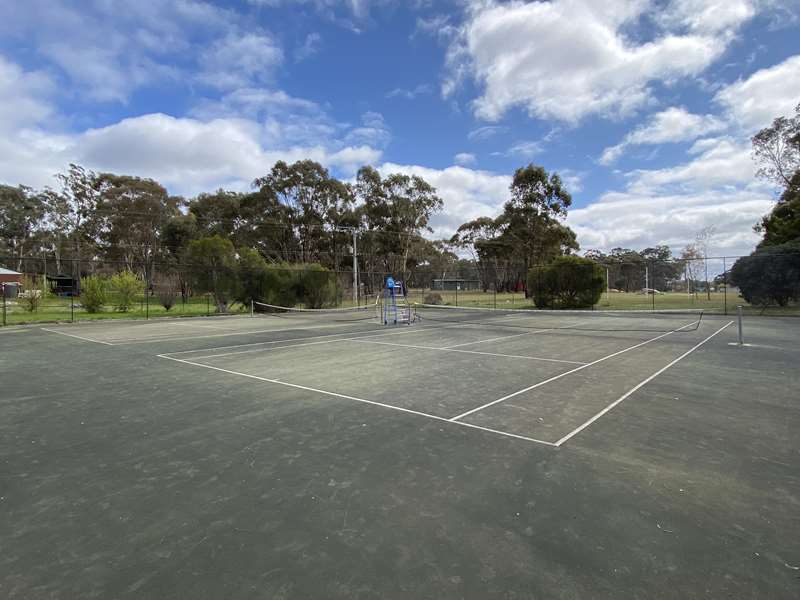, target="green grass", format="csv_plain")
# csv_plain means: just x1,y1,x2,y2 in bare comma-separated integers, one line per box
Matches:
4,289,798,326
2,295,248,326
404,289,800,316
